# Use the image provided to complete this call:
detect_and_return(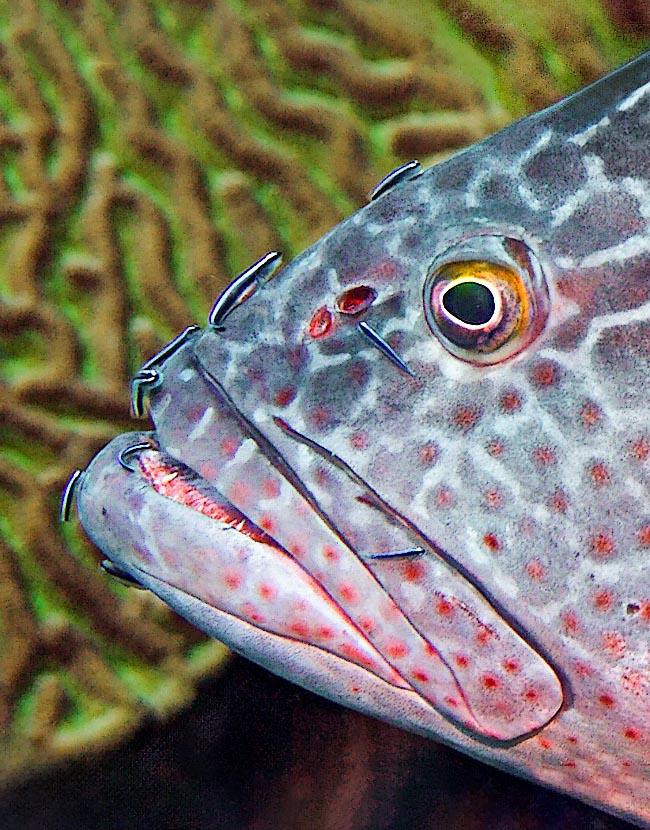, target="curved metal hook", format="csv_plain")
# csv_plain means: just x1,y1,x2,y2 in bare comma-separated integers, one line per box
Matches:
60,469,85,522
131,369,162,419
117,441,153,472
208,250,283,329
369,160,422,202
